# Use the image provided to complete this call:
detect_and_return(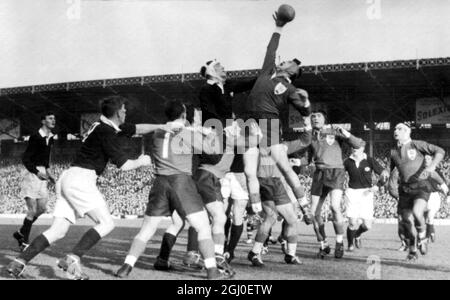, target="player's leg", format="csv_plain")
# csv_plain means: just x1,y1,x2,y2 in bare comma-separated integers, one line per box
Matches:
205,201,227,255
116,176,168,277
155,211,185,270
330,188,345,258
224,198,247,263
354,188,375,249
346,217,359,251
412,198,428,255
277,203,302,264
243,147,261,210
311,194,330,257
426,193,440,242
14,197,38,250
400,208,418,260
248,201,277,267
7,216,71,278
270,144,312,223
186,210,228,279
